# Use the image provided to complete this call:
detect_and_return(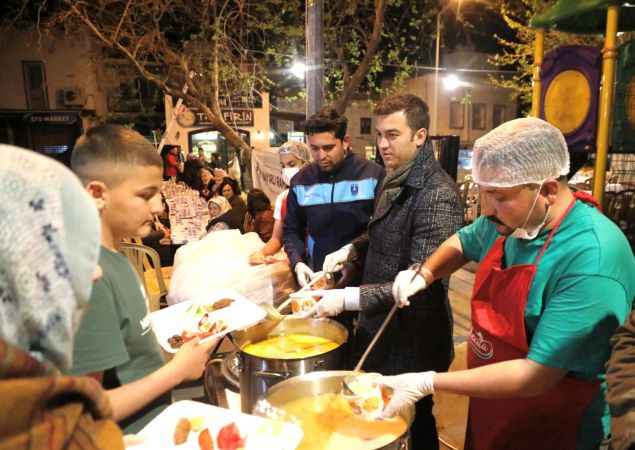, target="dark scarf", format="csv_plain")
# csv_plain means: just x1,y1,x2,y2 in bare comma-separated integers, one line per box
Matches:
374,157,416,215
